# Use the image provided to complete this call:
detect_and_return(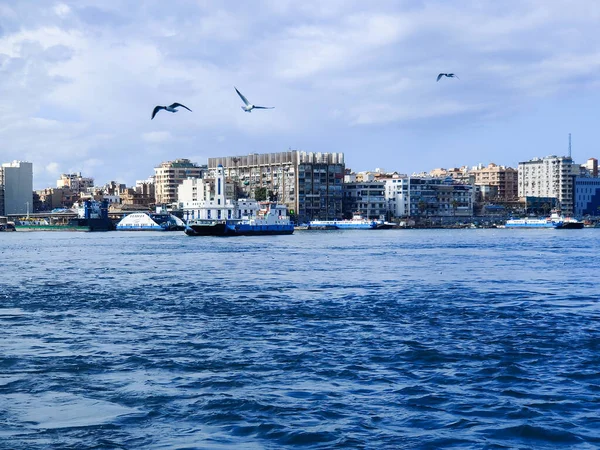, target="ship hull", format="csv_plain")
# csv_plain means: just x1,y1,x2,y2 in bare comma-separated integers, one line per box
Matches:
185,221,294,236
